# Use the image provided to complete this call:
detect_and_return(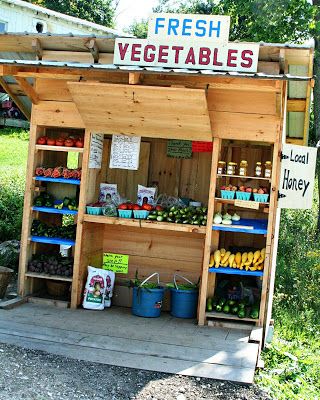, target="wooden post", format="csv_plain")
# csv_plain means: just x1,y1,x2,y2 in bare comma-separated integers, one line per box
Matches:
198,137,221,325
15,77,40,105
